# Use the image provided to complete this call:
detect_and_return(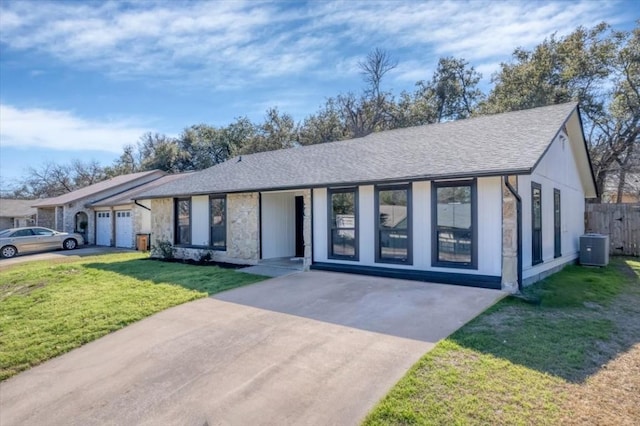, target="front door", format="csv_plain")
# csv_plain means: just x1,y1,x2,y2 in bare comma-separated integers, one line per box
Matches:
295,196,304,258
